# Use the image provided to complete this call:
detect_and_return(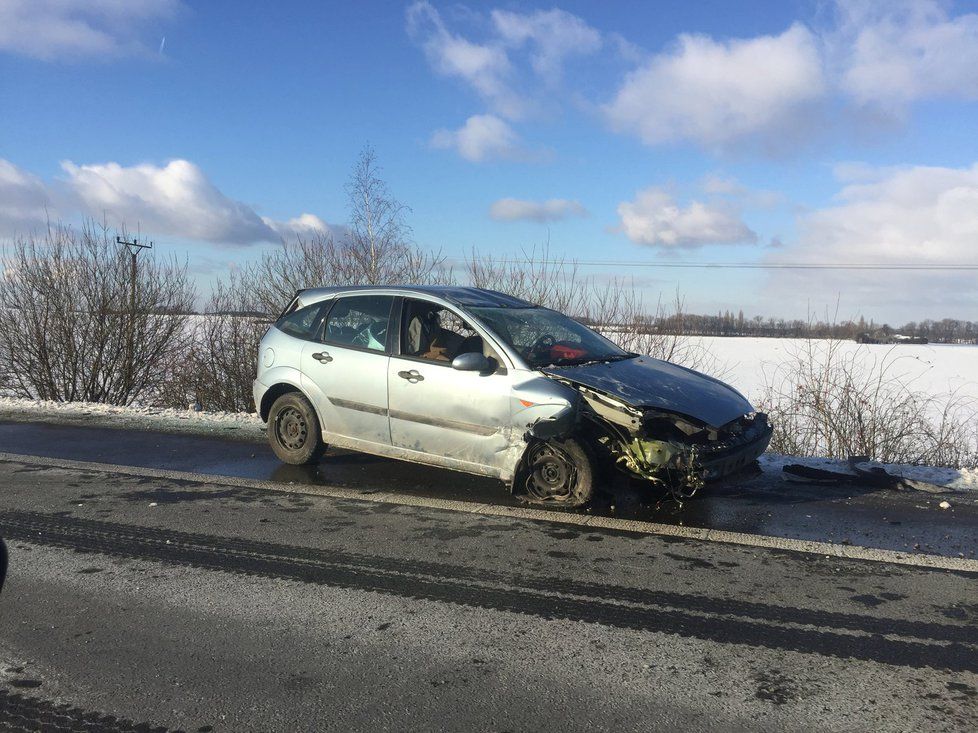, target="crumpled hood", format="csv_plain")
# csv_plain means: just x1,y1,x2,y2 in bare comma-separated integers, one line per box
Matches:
542,356,755,428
